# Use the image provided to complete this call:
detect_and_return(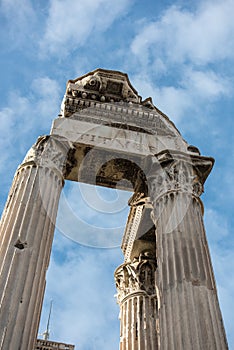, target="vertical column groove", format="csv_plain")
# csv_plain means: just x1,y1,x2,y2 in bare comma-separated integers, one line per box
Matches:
0,135,72,350
115,253,158,350
147,151,228,349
